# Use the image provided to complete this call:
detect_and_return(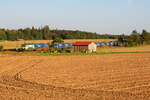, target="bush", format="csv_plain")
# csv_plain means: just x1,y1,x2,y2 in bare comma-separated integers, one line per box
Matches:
0,45,3,51
61,47,67,53
49,47,58,53
16,48,25,52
